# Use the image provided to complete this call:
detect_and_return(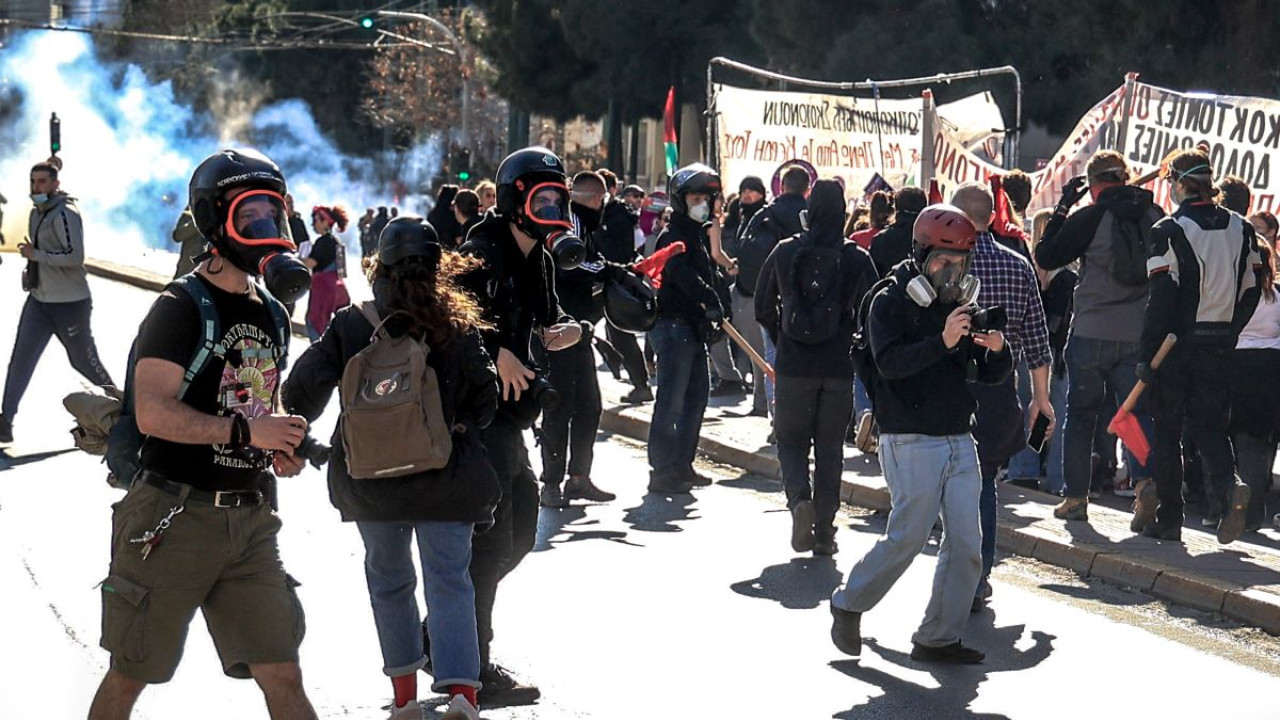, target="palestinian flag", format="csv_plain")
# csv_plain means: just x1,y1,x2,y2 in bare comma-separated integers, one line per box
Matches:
663,86,678,176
